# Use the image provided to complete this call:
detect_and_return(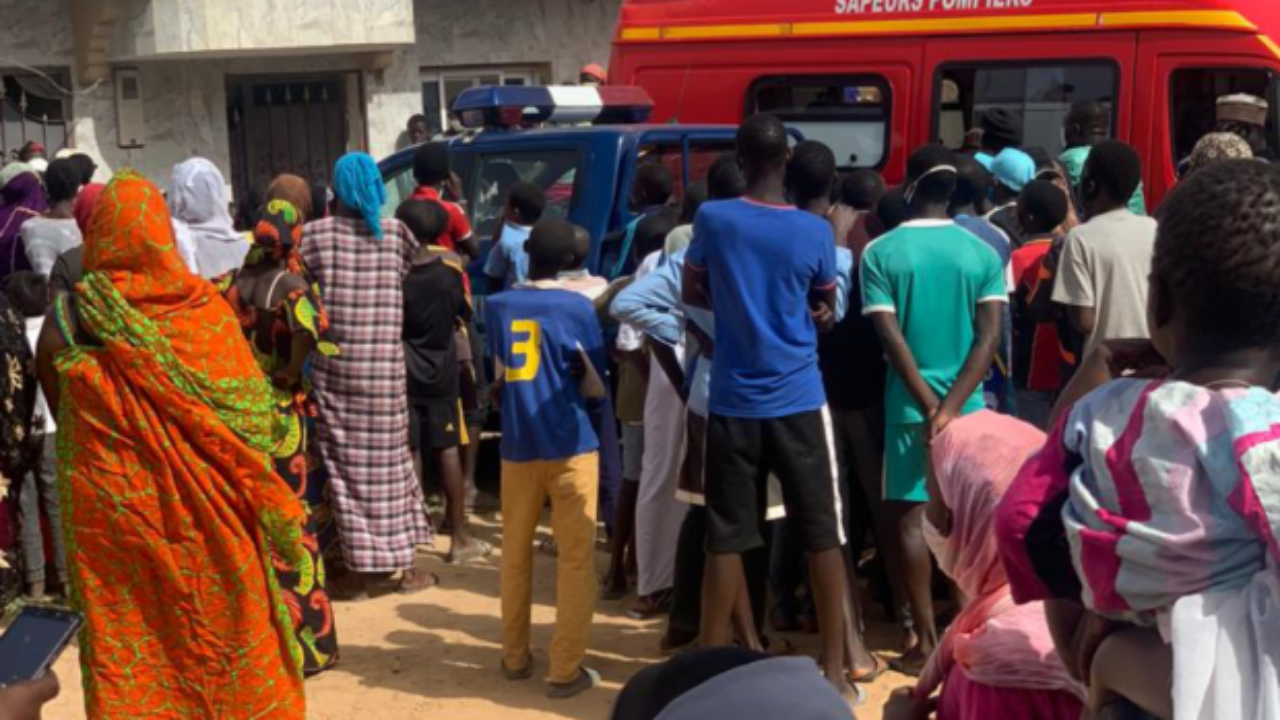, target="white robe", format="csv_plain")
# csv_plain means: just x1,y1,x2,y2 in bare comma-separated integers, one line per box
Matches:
635,347,688,597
